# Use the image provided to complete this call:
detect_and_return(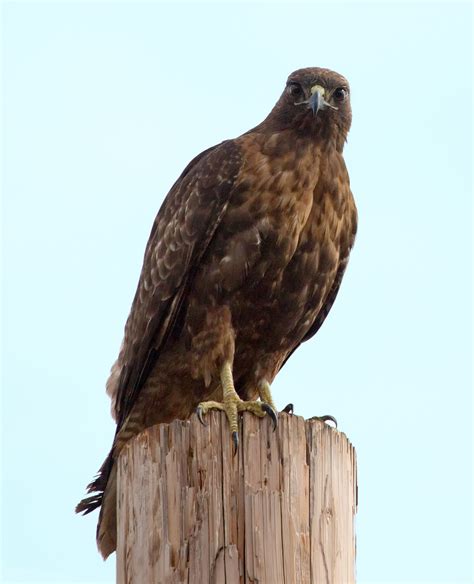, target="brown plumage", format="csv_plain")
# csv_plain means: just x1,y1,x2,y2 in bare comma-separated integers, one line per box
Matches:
76,67,358,559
